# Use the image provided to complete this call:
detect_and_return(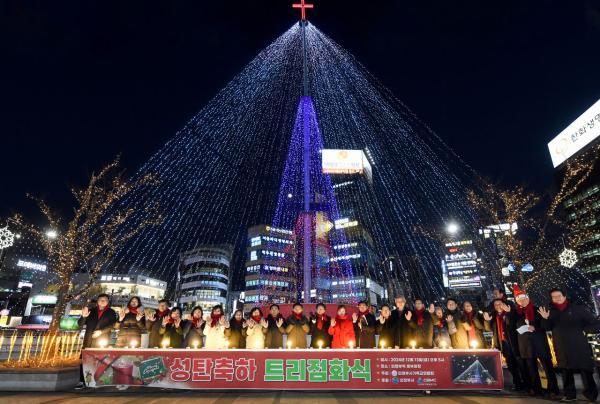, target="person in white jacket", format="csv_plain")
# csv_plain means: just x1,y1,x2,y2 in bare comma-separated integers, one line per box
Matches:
245,307,268,349
203,305,230,349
